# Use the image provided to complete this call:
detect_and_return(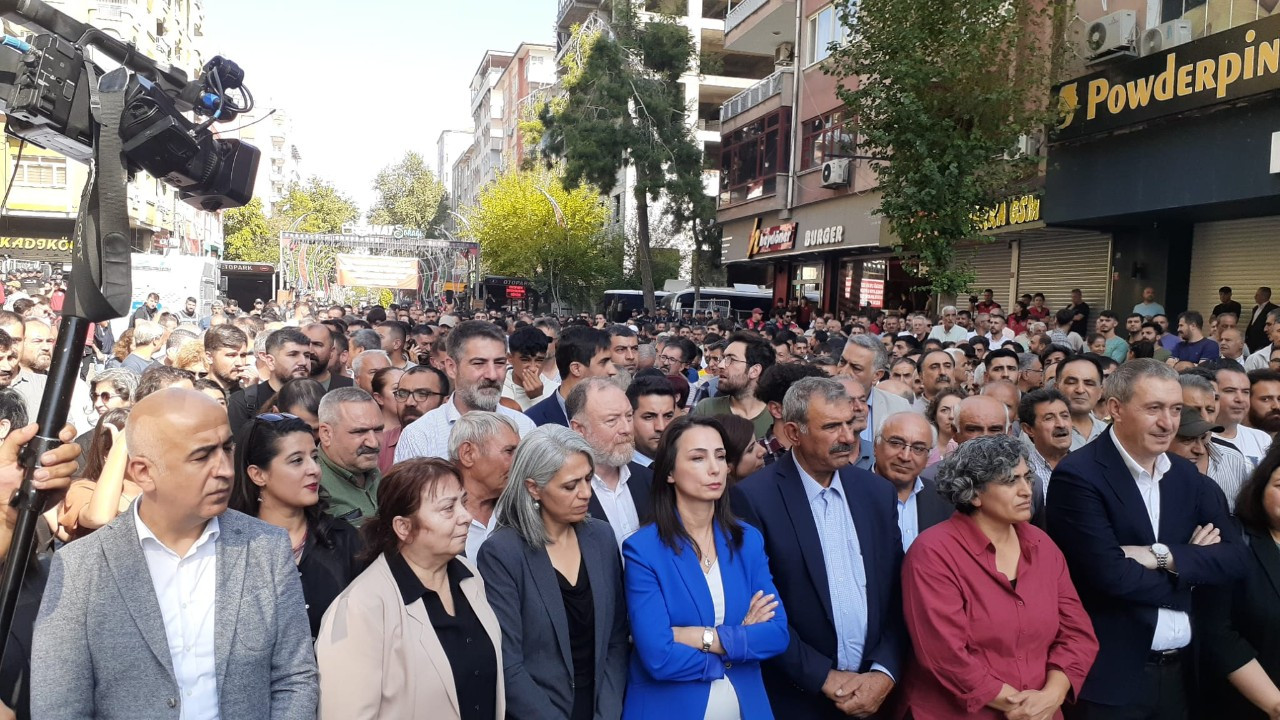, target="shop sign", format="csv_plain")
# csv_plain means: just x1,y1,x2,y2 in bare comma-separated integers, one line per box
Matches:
747,219,797,257
976,193,1041,233
506,285,526,299
1053,14,1280,142
803,225,845,248
0,237,73,256
860,278,885,308
221,261,275,274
